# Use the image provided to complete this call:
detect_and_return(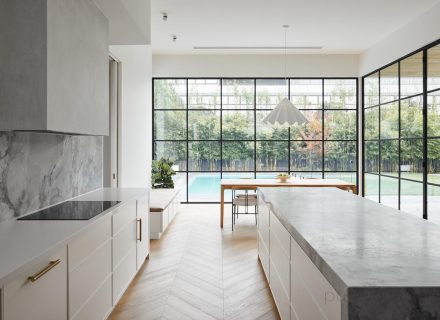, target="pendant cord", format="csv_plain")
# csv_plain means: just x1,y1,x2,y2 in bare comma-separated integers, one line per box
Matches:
284,27,287,81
